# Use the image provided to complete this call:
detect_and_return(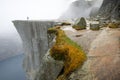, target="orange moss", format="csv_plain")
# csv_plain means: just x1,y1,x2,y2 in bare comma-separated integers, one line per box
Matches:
48,27,87,80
